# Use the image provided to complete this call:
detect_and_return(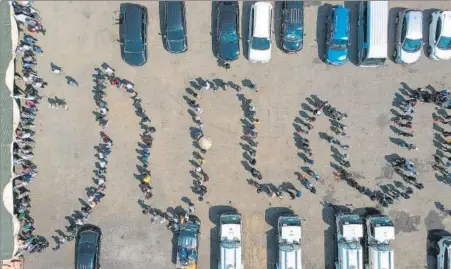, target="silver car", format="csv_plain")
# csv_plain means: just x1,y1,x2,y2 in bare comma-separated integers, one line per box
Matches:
393,9,423,64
